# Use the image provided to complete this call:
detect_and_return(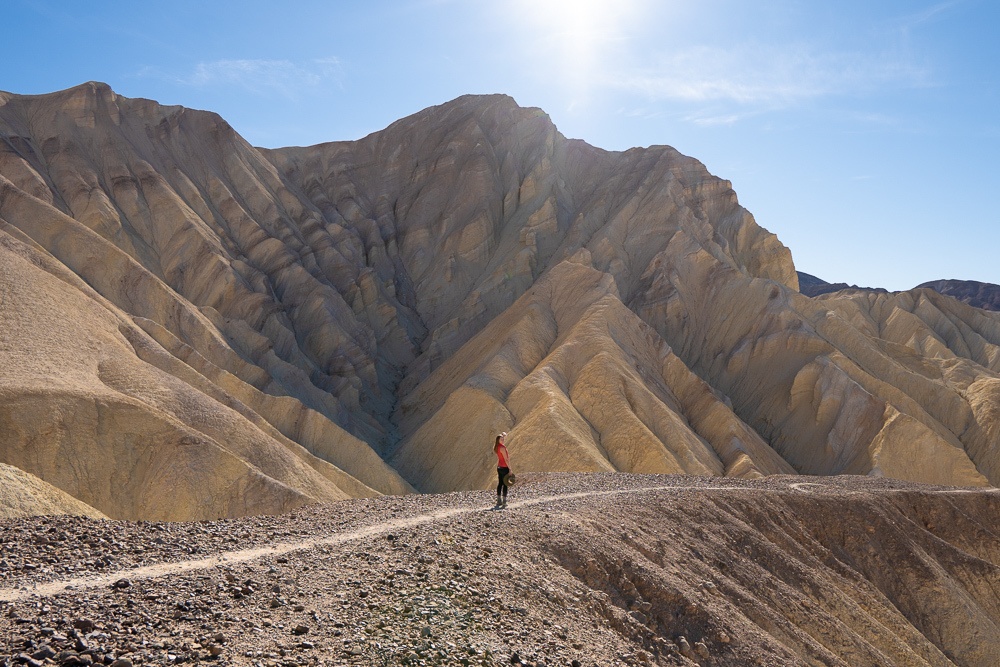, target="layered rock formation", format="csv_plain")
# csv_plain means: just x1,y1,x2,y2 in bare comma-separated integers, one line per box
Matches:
1,82,998,519
0,83,411,520
0,464,106,519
